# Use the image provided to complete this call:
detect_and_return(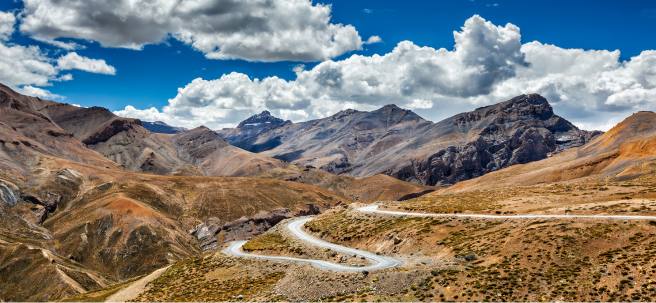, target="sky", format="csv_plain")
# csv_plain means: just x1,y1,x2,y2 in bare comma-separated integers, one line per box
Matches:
0,0,655,130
